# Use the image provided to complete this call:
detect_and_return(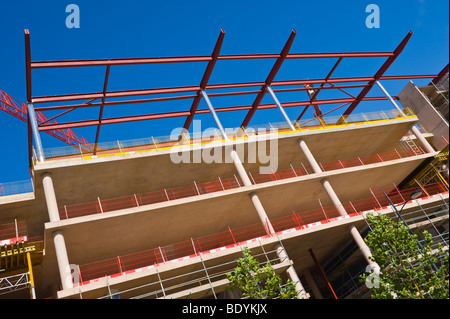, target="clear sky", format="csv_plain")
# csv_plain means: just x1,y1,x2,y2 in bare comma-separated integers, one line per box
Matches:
0,0,448,183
